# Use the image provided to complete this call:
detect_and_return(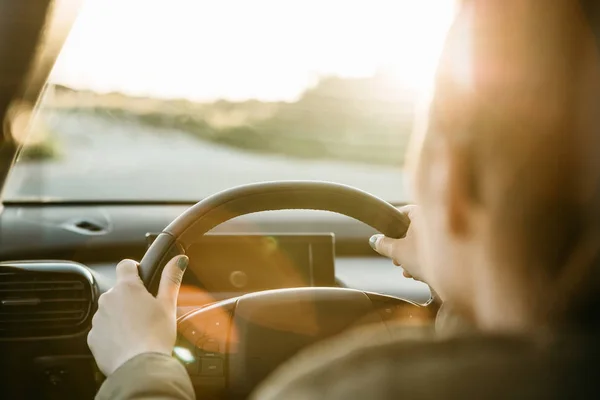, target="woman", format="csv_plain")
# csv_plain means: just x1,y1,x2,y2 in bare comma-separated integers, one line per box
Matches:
88,0,600,398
